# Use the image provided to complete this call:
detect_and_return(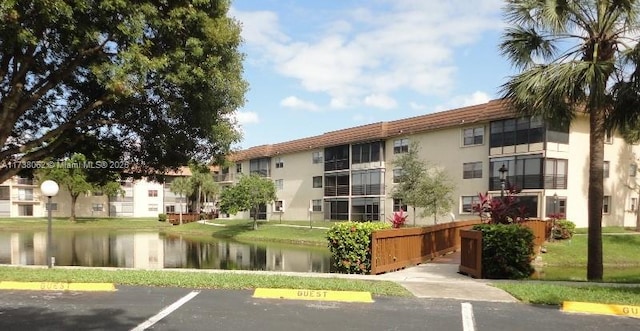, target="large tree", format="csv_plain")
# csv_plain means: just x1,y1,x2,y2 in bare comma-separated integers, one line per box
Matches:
499,0,640,280
0,0,246,184
218,174,277,230
36,153,122,222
